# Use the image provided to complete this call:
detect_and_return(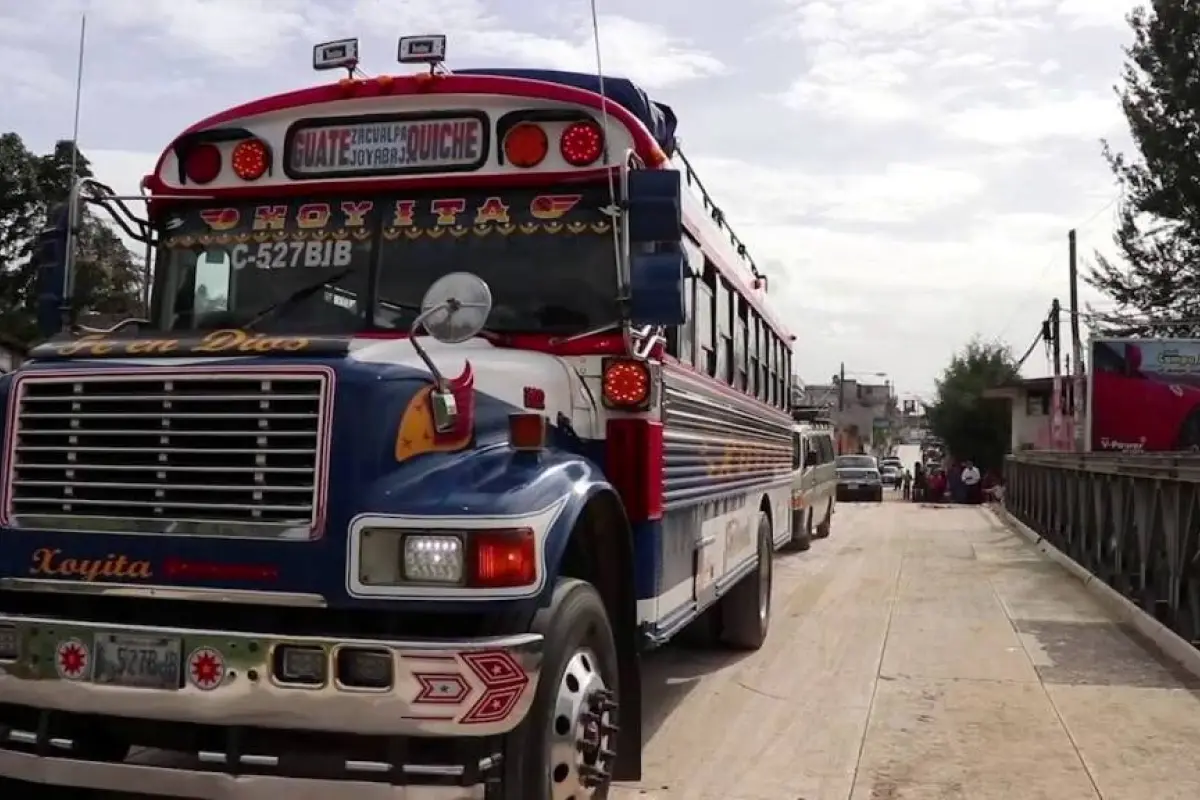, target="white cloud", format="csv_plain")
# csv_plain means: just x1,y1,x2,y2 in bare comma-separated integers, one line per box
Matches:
3,0,1141,395
943,92,1121,145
